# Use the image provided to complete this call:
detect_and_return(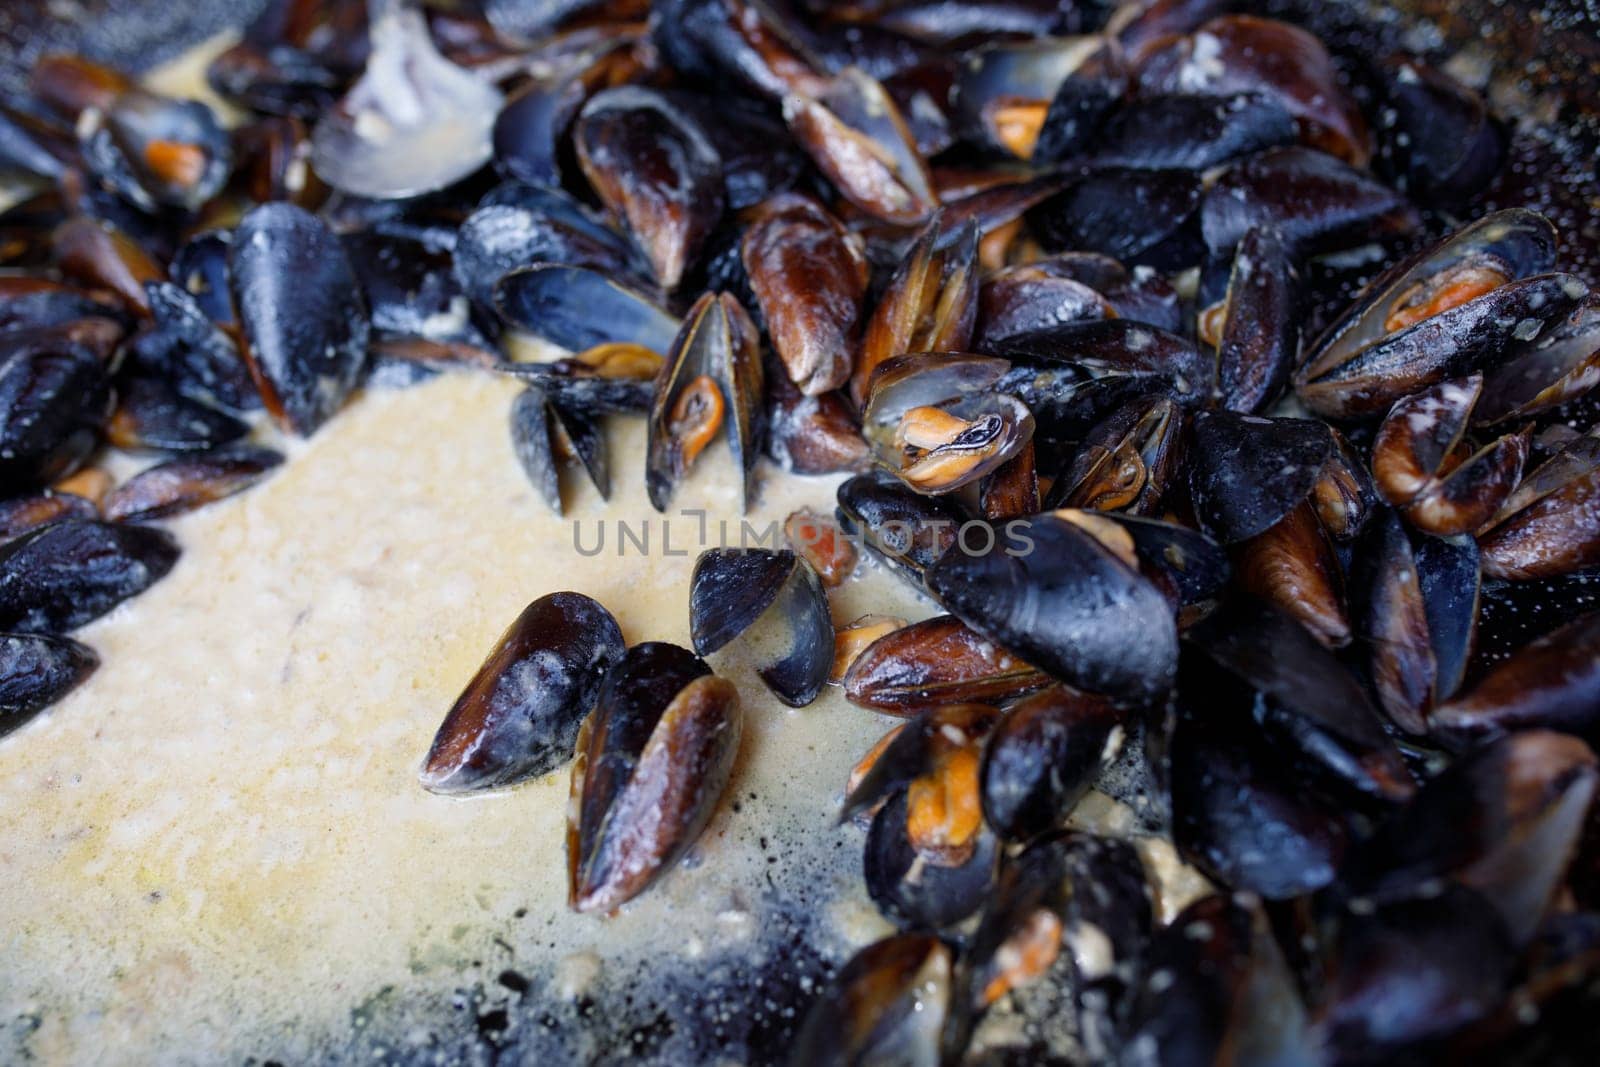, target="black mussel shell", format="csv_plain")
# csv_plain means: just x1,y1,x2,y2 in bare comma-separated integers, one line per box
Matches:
1123,892,1314,1064
865,788,1000,930
132,281,259,412
0,334,112,495
789,933,952,1067
925,511,1179,707
457,185,646,313
168,229,236,328
79,89,232,212
229,203,370,436
510,385,608,514
1090,92,1297,172
107,375,249,454
1028,167,1203,272
1377,54,1505,209
1188,410,1334,545
496,264,680,357
980,686,1126,843
835,468,963,589
569,640,741,913
0,519,179,634
421,592,625,794
689,547,832,707
0,631,98,738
